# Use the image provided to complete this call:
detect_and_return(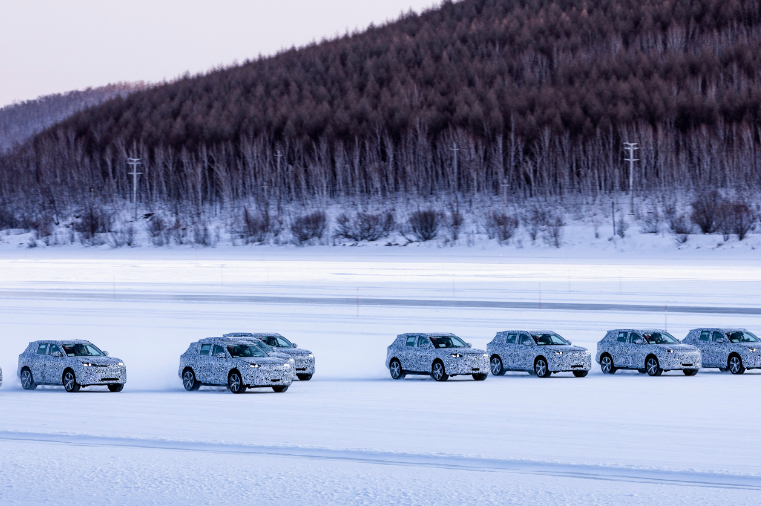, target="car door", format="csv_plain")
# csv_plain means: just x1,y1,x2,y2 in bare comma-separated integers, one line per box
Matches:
501,333,519,370
712,331,730,368
417,336,434,373
517,334,535,370
31,343,49,383
694,330,712,366
196,343,212,382
44,344,66,384
612,332,628,368
399,335,418,372
209,344,229,385
628,333,645,369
